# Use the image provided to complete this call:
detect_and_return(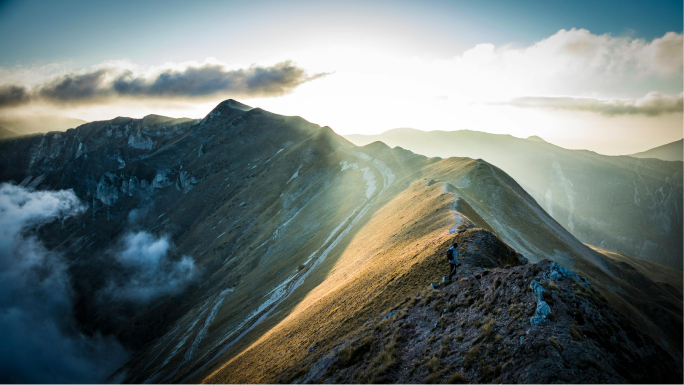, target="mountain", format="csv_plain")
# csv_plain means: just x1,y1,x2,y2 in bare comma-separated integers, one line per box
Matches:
526,135,547,143
345,129,683,270
0,114,87,137
0,124,17,140
630,139,683,162
0,102,680,383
